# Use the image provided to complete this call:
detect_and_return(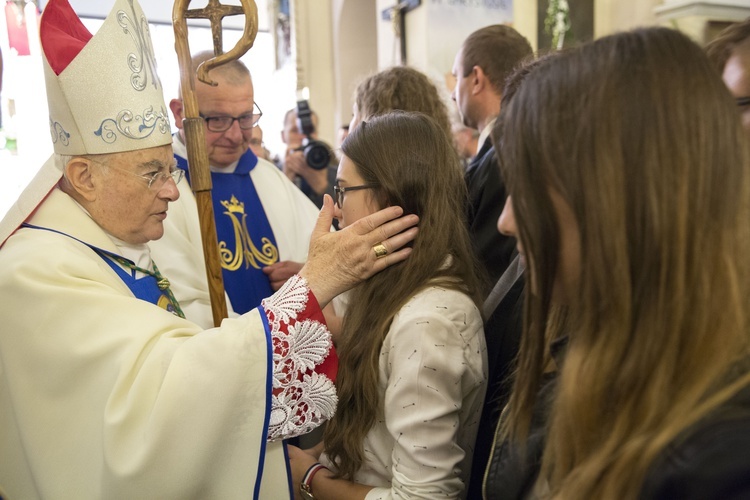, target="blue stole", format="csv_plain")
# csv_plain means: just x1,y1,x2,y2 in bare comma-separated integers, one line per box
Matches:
22,223,182,316
98,256,181,316
176,149,279,314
